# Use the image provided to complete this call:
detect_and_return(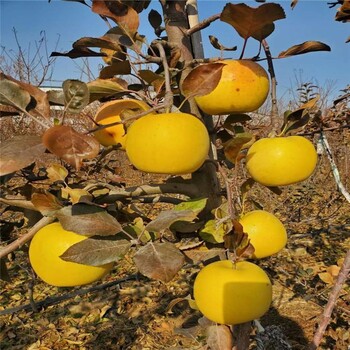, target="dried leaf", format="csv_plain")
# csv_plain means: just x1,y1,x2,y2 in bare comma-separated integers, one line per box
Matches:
46,164,68,183
223,132,253,164
99,60,131,79
291,0,298,9
148,9,162,30
281,95,319,134
223,114,252,130
182,247,225,265
146,210,197,233
62,80,89,114
335,0,350,22
51,47,106,59
182,63,225,97
220,3,285,41
60,236,131,266
61,187,93,204
0,77,31,111
0,135,46,176
31,191,63,216
209,35,237,51
124,217,155,243
206,324,233,350
73,36,123,52
278,41,331,58
92,0,139,36
56,204,123,236
42,125,100,170
87,78,128,102
0,73,50,118
223,220,255,260
134,241,185,282
0,259,11,282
